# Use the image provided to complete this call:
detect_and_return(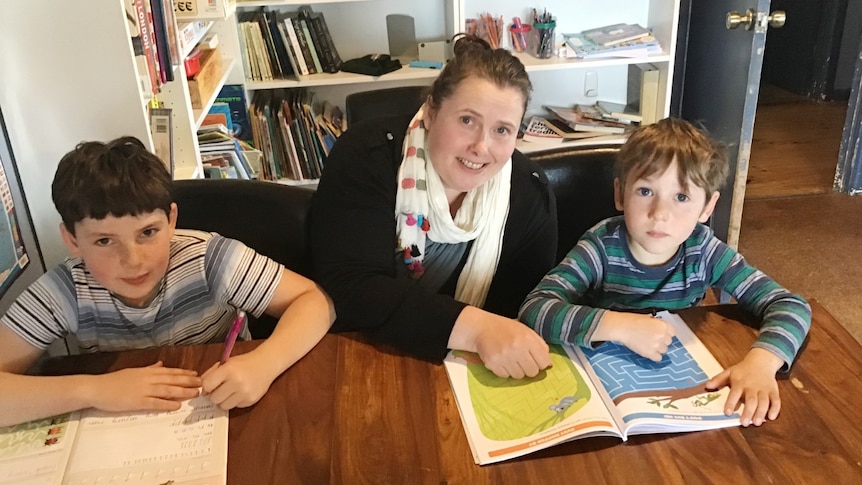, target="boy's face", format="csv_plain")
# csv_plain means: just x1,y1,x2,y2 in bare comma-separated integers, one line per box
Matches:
614,160,719,266
60,204,178,307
